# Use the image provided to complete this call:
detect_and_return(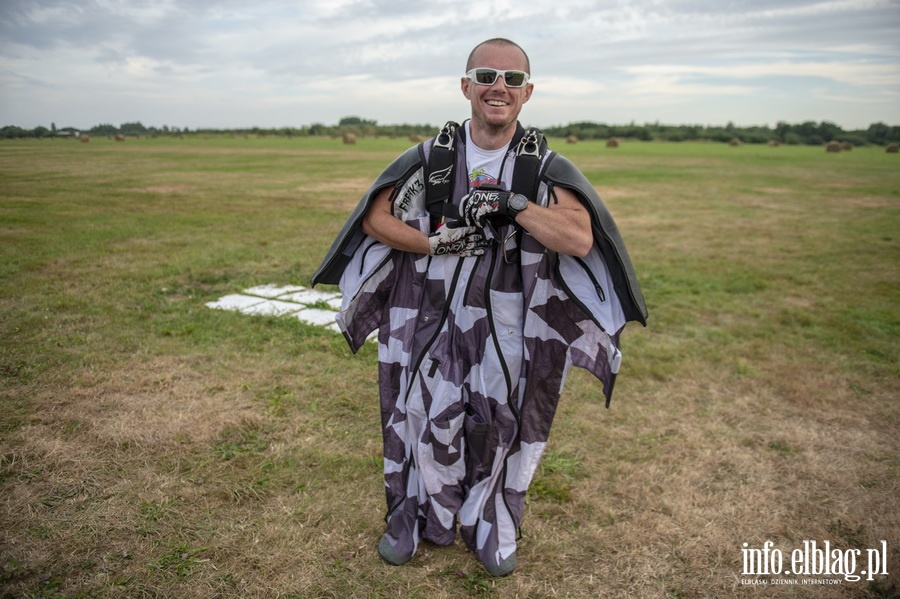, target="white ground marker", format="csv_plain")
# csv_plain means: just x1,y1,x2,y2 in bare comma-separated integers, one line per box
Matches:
206,285,341,330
